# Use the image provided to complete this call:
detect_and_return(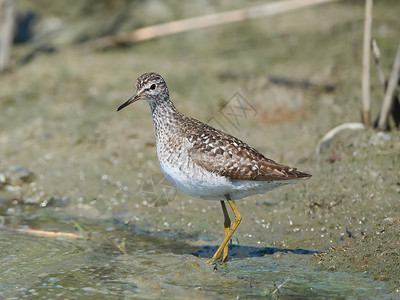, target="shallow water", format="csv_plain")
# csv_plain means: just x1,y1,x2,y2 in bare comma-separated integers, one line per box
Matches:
0,206,390,299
